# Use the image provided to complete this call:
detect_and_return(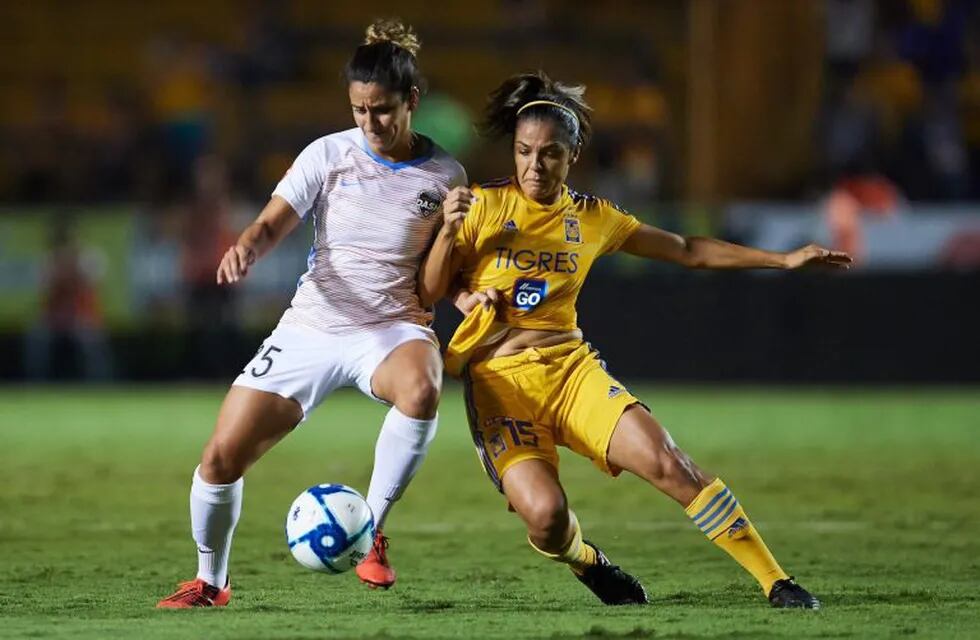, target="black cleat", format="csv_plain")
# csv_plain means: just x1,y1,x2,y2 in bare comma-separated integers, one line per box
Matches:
574,541,648,605
768,577,821,610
